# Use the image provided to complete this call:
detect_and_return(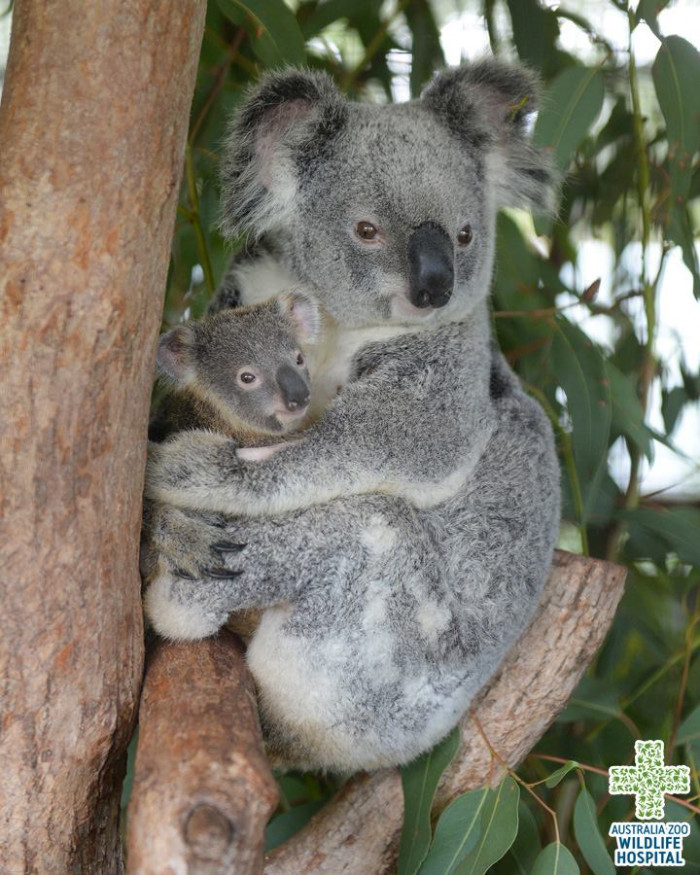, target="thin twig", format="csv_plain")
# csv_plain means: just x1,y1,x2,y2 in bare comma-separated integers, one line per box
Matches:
605,15,668,560
189,27,247,145
472,716,561,845
530,754,700,818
